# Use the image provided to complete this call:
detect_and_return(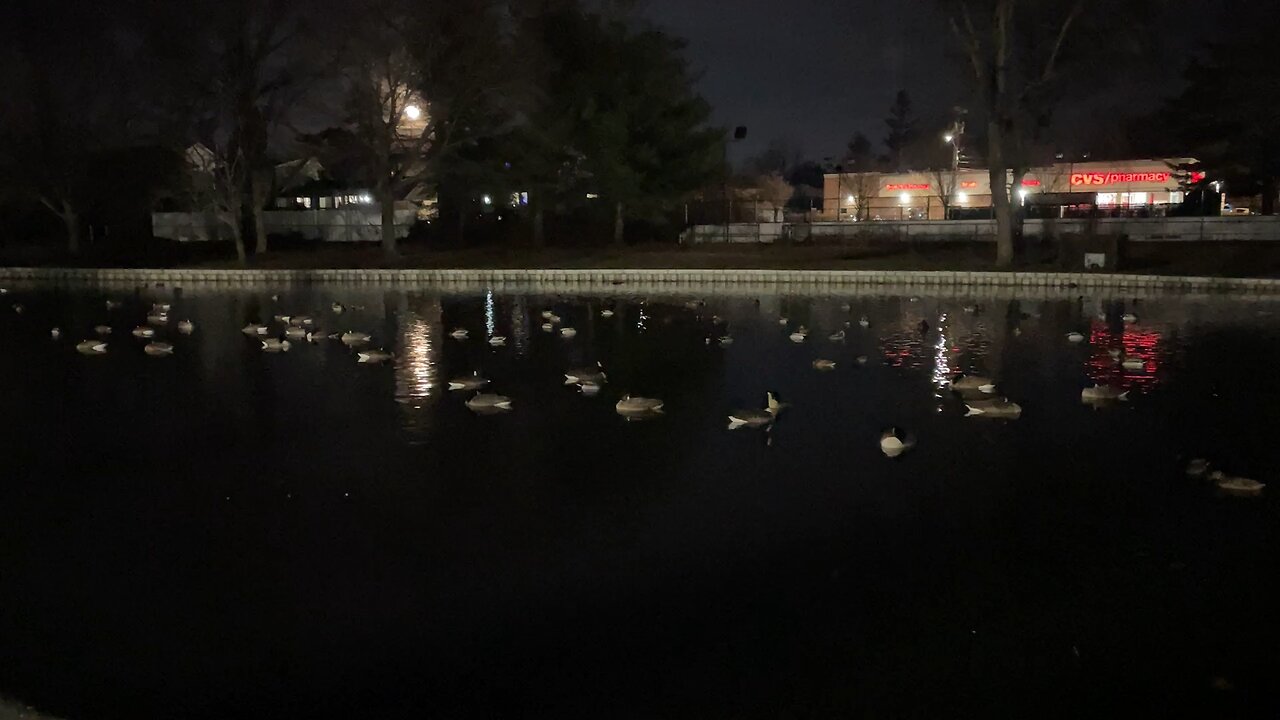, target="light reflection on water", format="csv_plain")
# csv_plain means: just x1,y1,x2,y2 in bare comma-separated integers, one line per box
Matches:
395,297,441,436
